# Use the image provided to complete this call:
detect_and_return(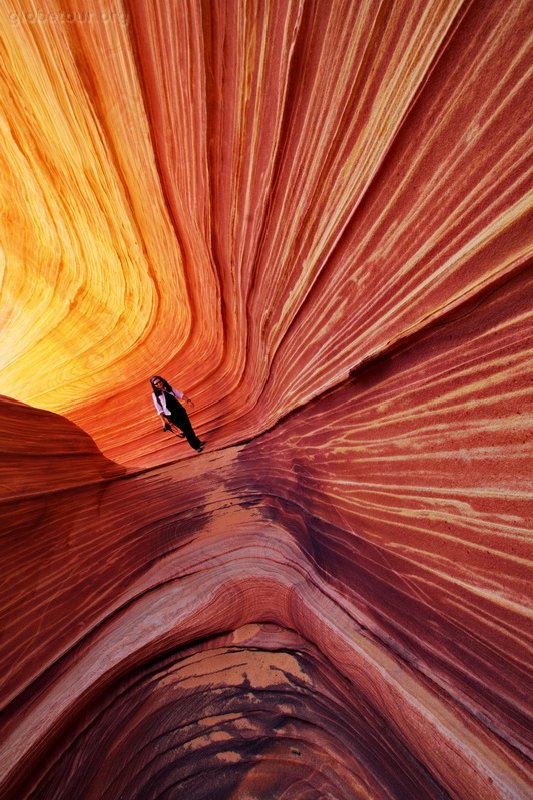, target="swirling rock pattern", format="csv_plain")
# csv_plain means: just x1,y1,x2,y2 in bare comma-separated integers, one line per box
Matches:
0,1,532,798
